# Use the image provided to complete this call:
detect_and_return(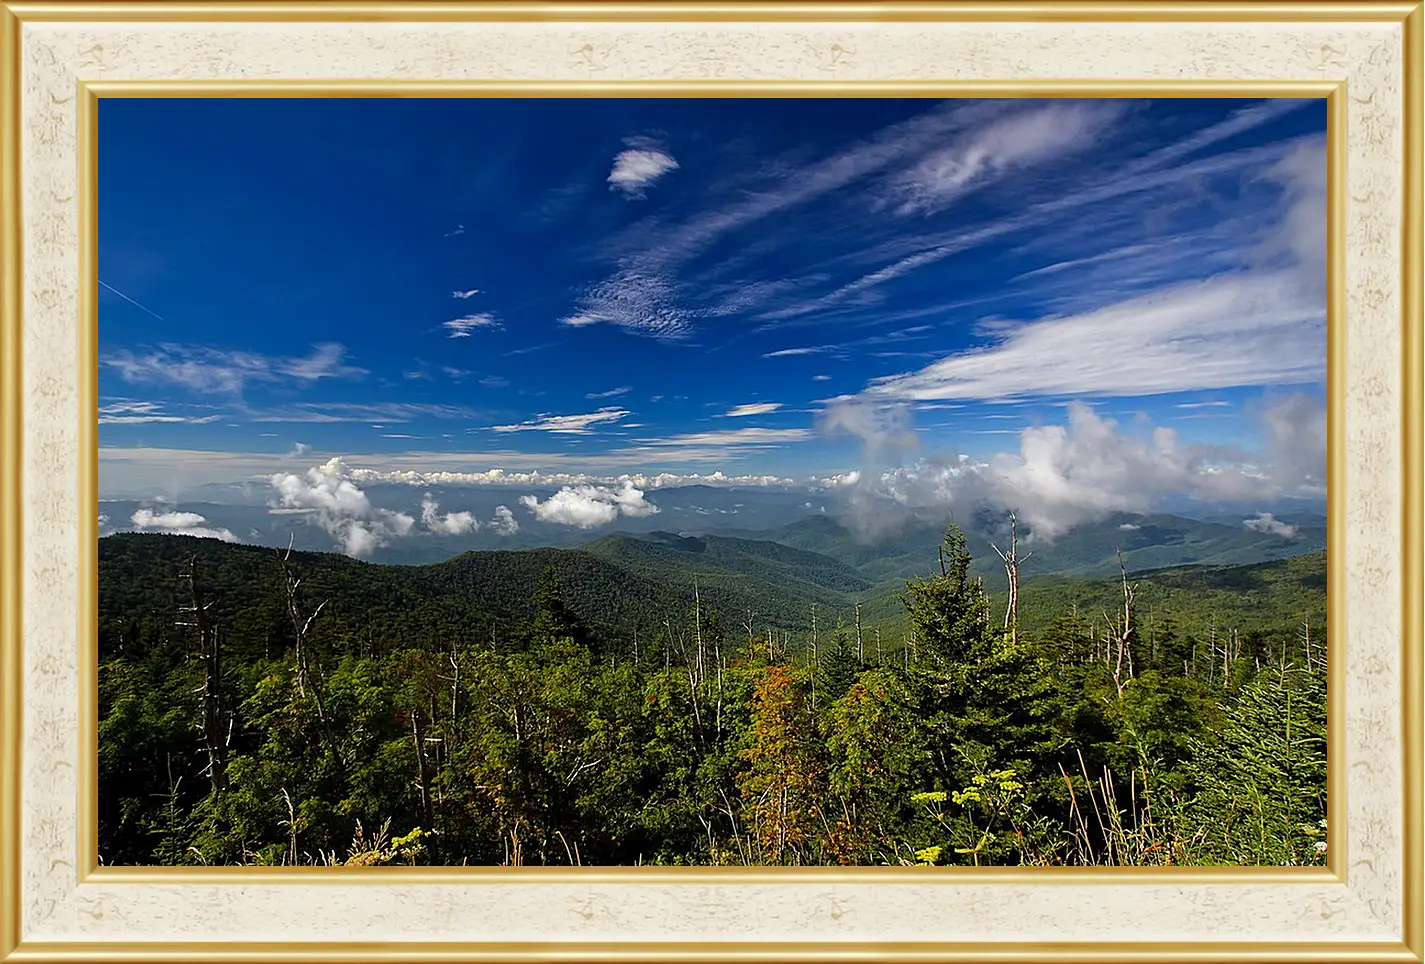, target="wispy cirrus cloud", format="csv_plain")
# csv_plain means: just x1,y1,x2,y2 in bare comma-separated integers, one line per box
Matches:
722,402,782,417
569,425,815,467
104,342,366,396
247,402,483,423
452,288,480,299
757,121,1318,327
762,325,938,361
633,102,985,268
561,102,996,341
403,360,473,381
857,135,1325,403
862,271,1321,402
568,98,1246,341
566,98,1257,343
633,426,810,448
503,343,555,357
586,386,632,399
98,399,224,425
490,407,630,435
888,100,1127,215
764,346,829,358
559,267,694,339
443,313,500,338
1012,243,1158,281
